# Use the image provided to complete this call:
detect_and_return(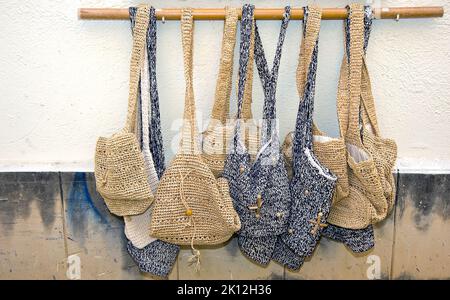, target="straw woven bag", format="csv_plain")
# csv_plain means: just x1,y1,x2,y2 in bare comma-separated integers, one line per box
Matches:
281,7,349,205
94,5,154,217
150,10,241,251
327,4,397,229
202,7,259,177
